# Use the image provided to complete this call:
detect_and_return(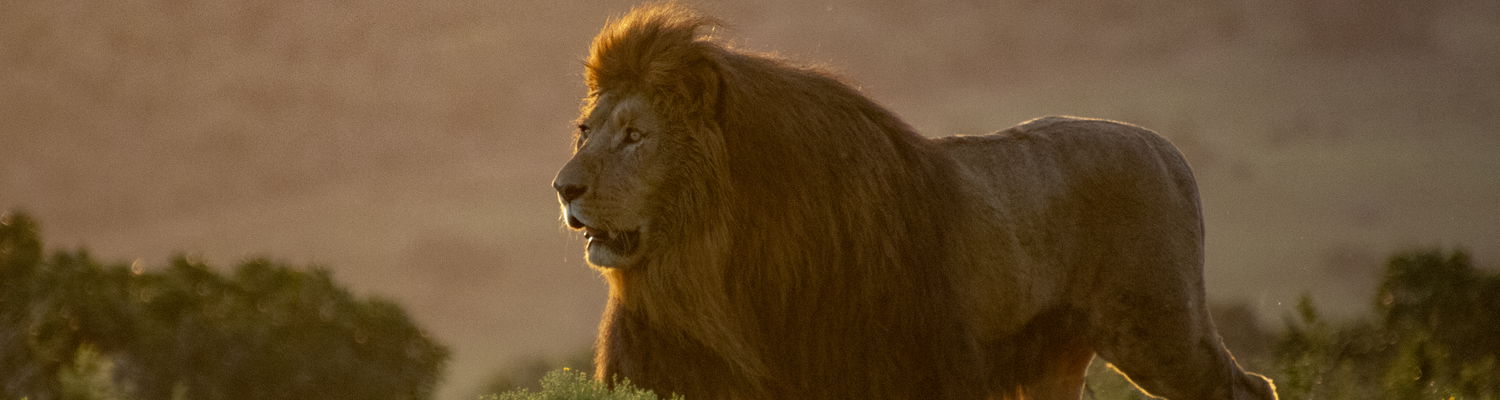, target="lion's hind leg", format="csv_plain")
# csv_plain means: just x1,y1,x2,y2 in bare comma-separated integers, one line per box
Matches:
1085,294,1277,400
